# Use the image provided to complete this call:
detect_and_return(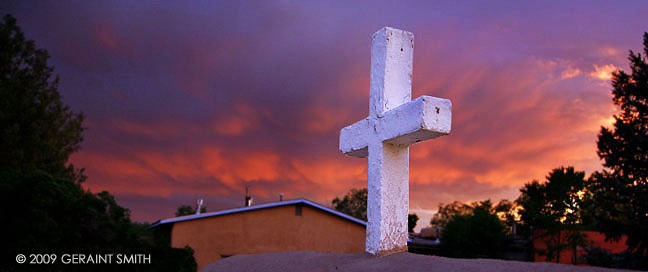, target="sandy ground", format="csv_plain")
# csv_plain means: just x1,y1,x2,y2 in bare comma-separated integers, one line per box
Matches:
201,251,627,272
